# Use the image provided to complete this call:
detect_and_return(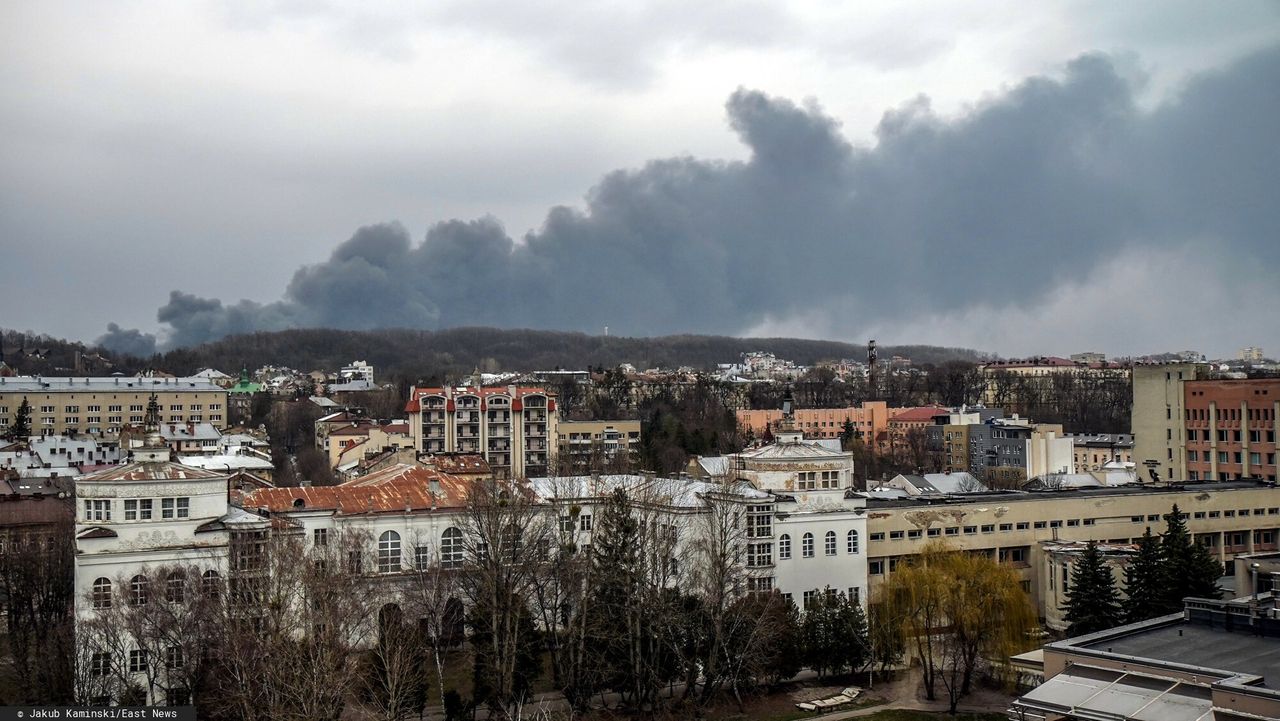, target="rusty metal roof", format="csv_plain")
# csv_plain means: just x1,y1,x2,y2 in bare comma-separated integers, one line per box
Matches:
427,454,491,475
77,460,226,482
242,464,471,514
